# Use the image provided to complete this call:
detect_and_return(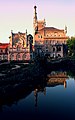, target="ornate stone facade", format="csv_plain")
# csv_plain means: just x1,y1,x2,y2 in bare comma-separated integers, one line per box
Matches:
8,30,30,61
33,6,68,58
